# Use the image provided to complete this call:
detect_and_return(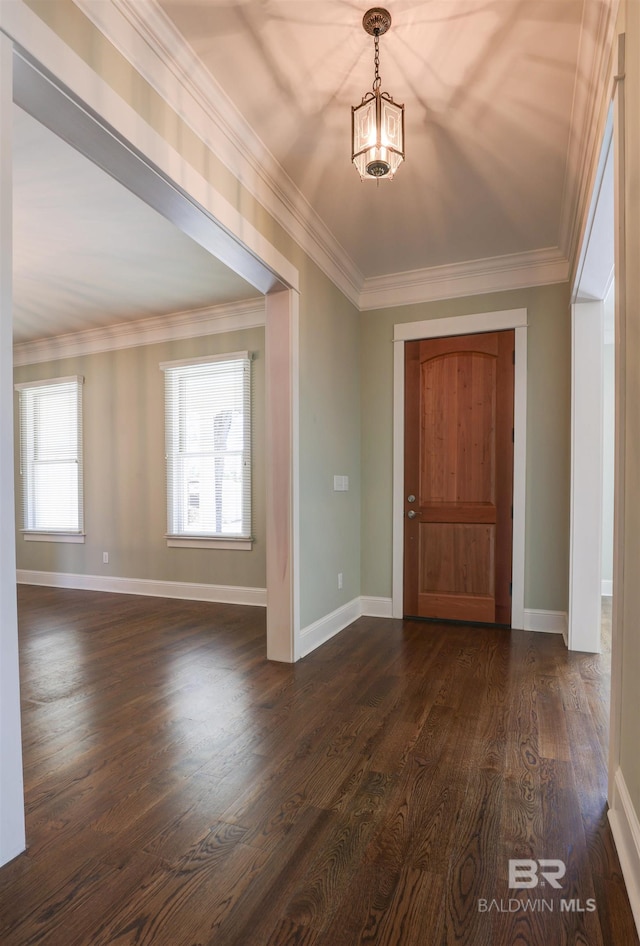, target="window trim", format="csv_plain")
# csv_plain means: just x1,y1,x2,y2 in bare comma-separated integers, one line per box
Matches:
160,352,253,549
165,535,253,550
14,375,85,540
21,531,86,544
